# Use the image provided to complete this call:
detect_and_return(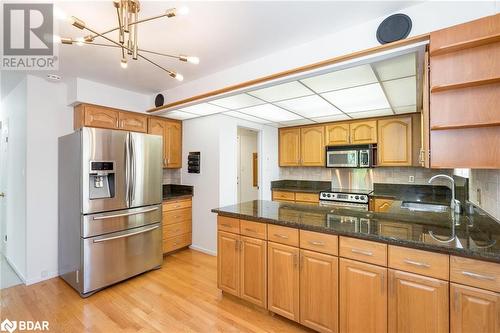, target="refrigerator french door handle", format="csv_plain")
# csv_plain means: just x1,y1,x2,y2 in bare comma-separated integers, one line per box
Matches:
125,132,131,207
130,134,136,204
